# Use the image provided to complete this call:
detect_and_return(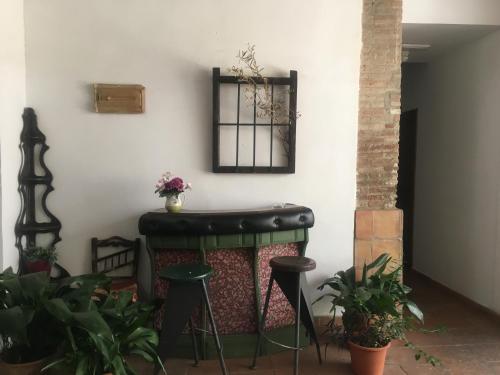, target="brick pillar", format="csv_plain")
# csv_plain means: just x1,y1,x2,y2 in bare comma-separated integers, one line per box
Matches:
355,209,402,278
355,0,403,271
